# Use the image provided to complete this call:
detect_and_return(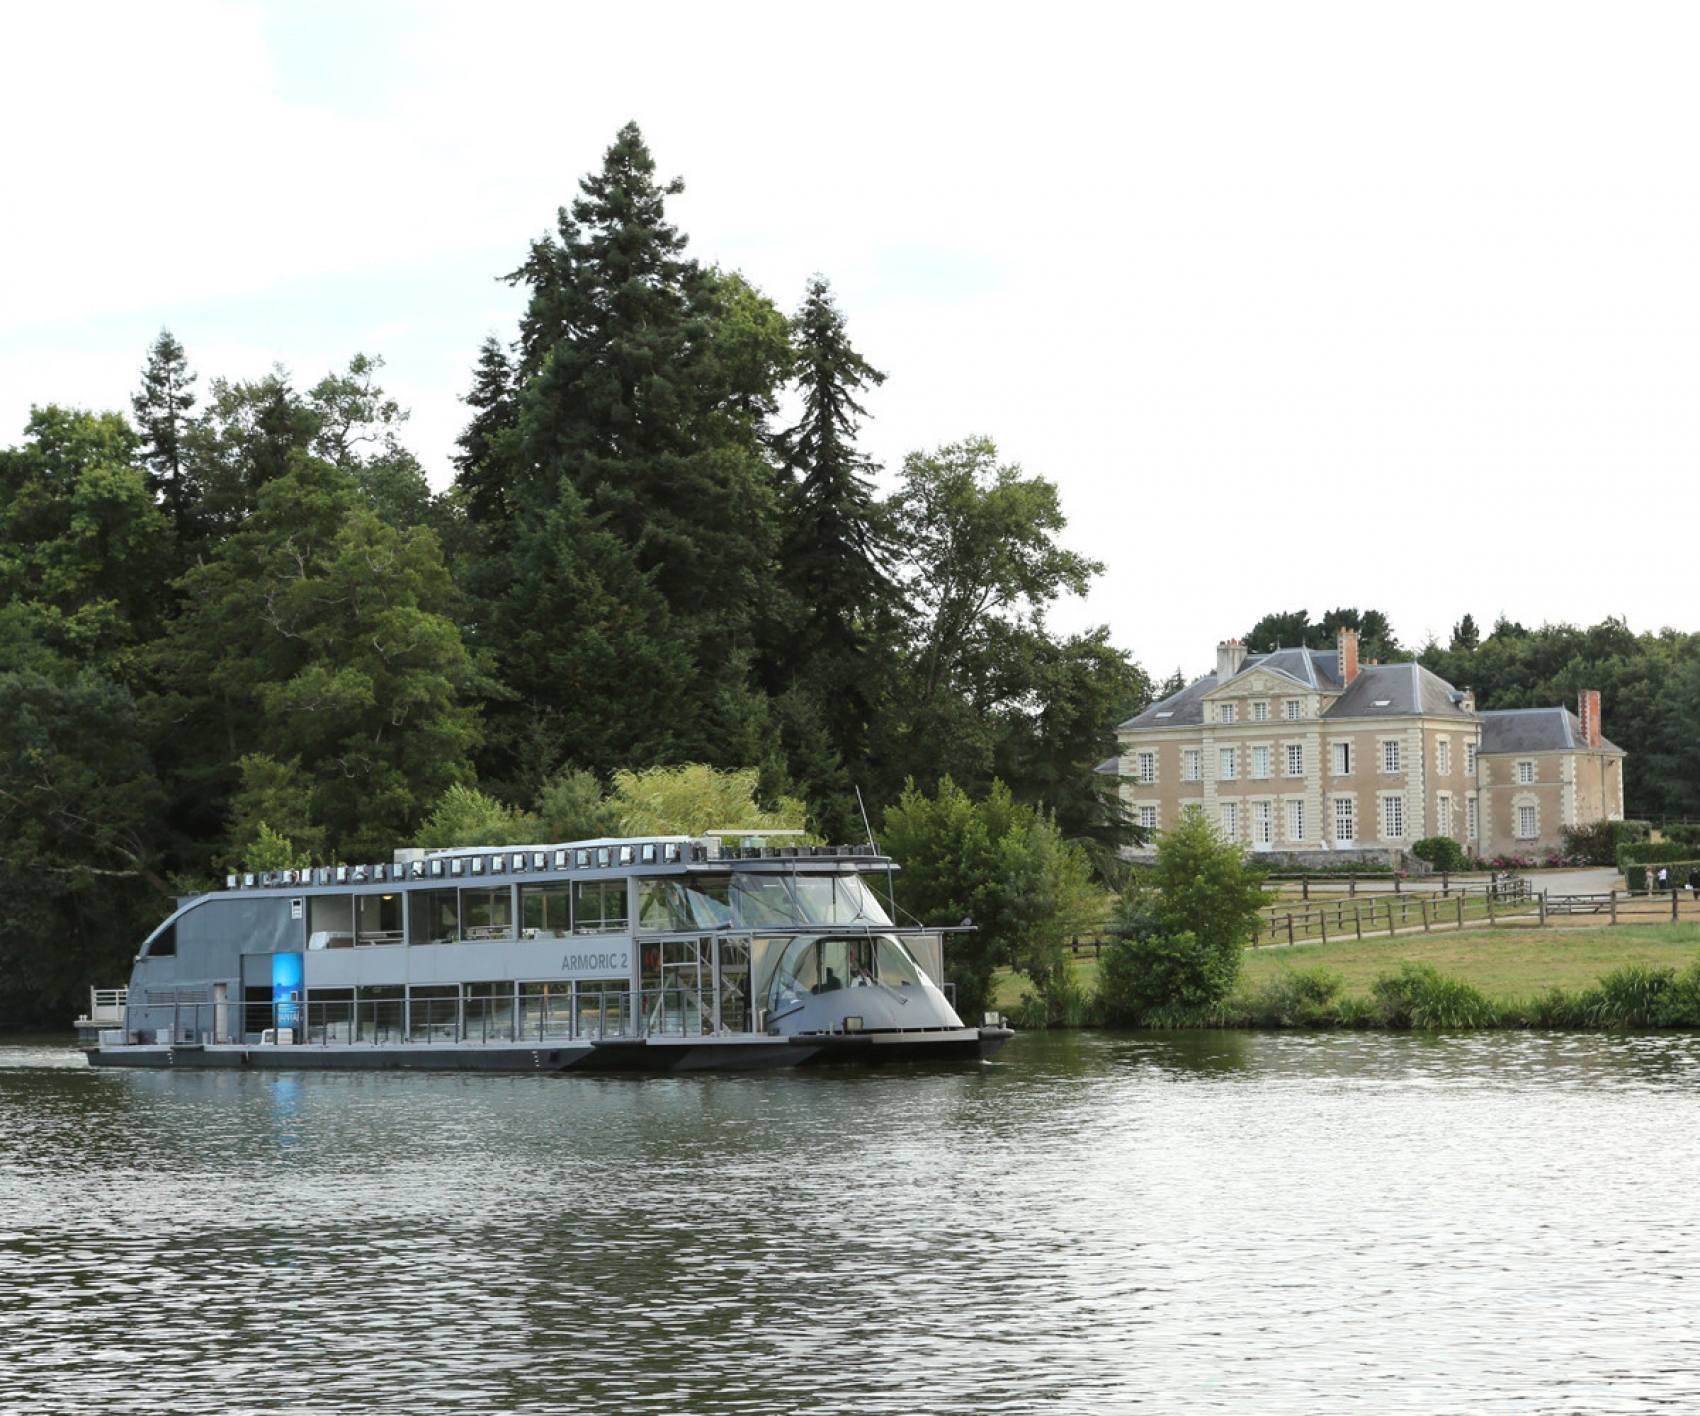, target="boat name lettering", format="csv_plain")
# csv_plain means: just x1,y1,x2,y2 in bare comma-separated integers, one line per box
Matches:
561,950,629,974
